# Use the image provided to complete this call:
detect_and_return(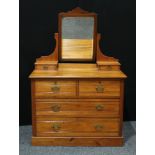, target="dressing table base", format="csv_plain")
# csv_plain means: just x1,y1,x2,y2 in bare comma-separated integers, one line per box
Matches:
32,136,124,146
